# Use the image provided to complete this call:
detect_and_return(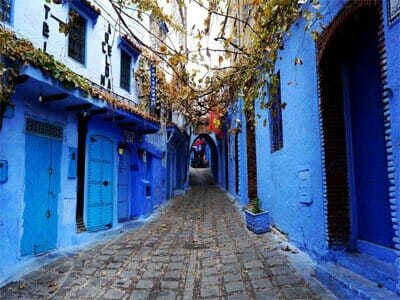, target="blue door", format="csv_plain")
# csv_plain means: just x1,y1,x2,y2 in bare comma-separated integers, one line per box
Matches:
86,135,114,232
21,133,61,256
345,32,394,248
118,149,130,221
